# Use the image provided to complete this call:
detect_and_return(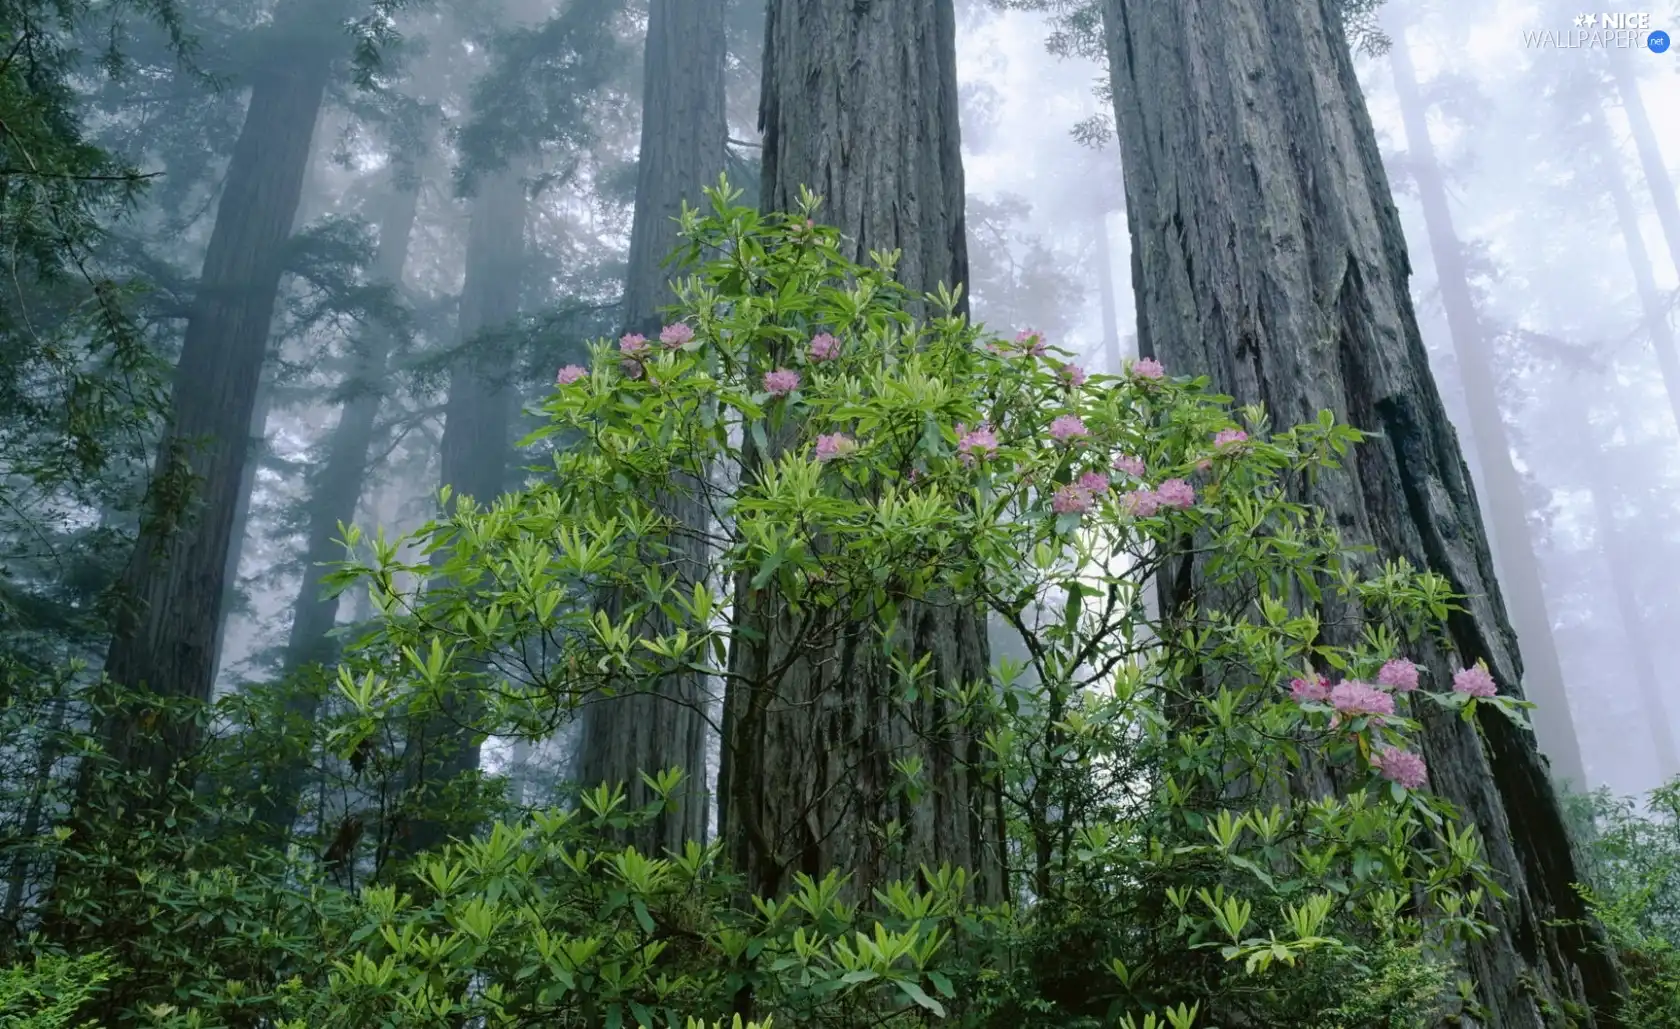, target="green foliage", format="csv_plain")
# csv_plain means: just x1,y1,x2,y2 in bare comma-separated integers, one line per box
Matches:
0,952,114,1028
10,184,1552,1027
1571,778,1680,1028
